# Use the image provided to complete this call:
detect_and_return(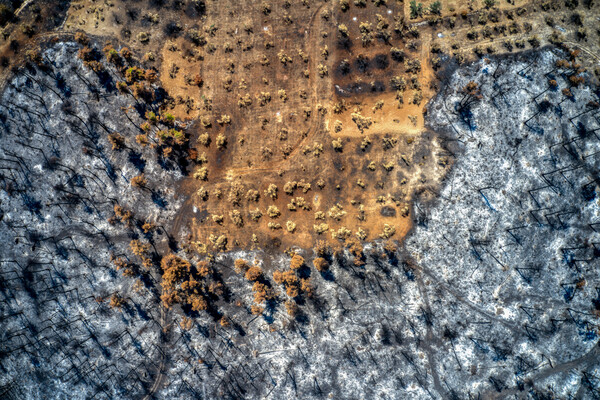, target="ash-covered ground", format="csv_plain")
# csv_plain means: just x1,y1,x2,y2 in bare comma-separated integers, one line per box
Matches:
1,44,599,399
0,42,182,399
405,49,600,398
